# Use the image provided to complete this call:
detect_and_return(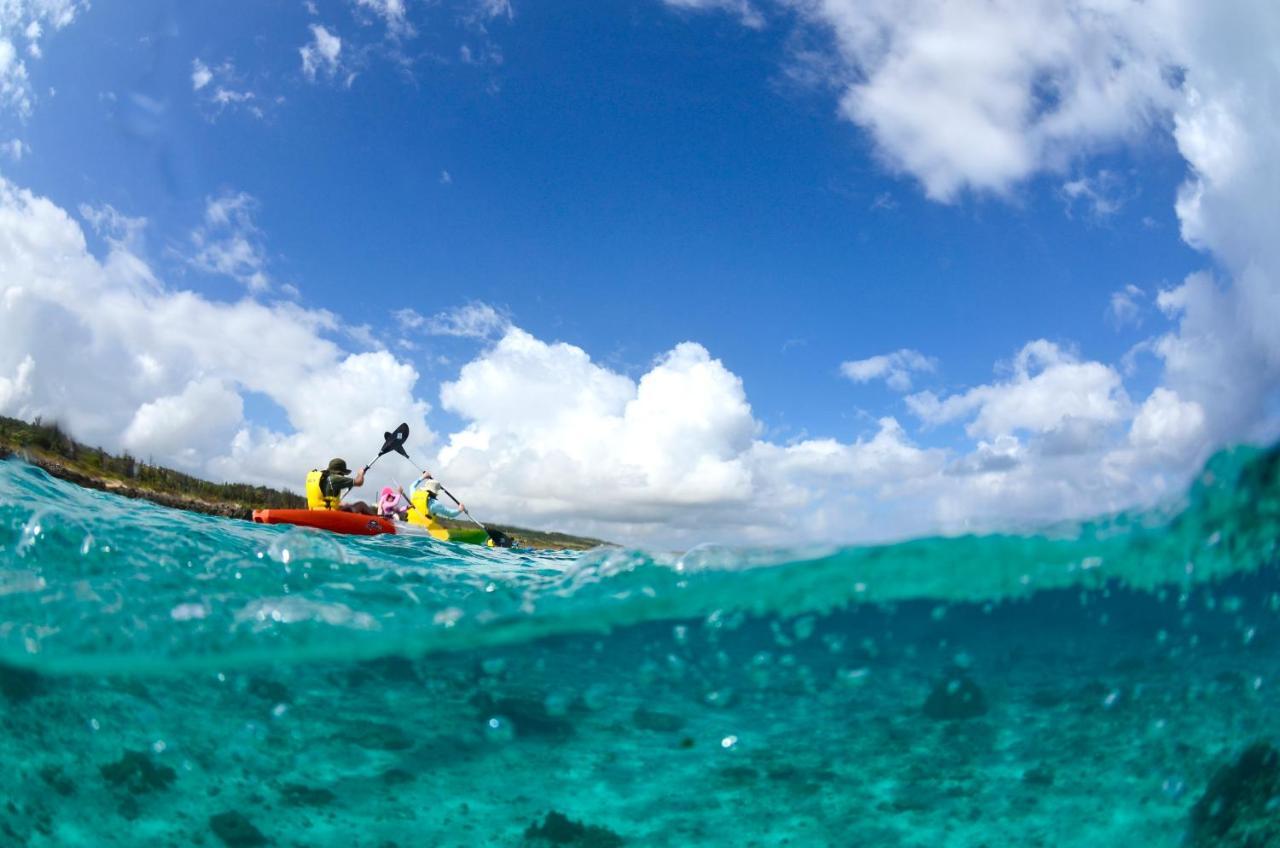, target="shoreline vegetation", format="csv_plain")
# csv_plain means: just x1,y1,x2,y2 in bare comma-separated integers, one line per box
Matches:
0,415,607,550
